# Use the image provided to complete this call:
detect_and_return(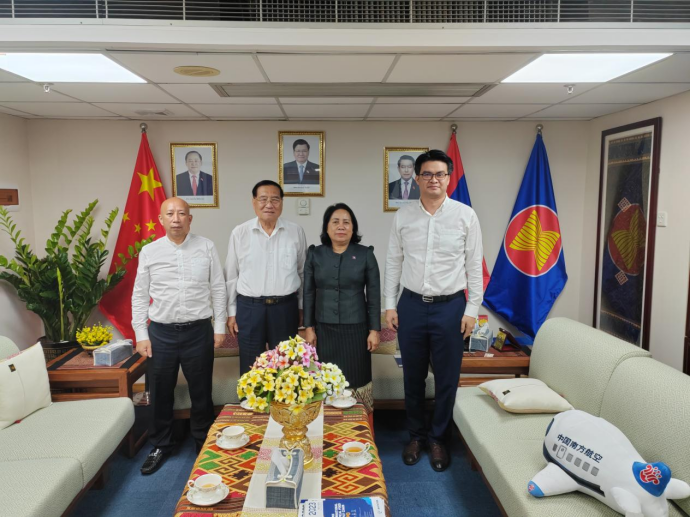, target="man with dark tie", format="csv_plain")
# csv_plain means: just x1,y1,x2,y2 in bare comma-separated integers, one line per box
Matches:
176,151,213,196
388,155,420,201
283,139,320,185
